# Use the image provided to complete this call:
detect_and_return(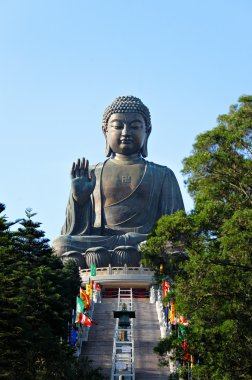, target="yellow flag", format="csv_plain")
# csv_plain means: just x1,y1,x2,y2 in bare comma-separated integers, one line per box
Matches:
86,284,91,295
